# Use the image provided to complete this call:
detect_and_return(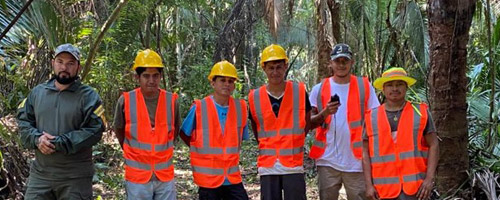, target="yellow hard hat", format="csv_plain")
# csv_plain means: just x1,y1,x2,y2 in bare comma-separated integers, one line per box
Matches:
260,44,288,67
132,49,163,71
373,67,417,90
208,60,238,81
